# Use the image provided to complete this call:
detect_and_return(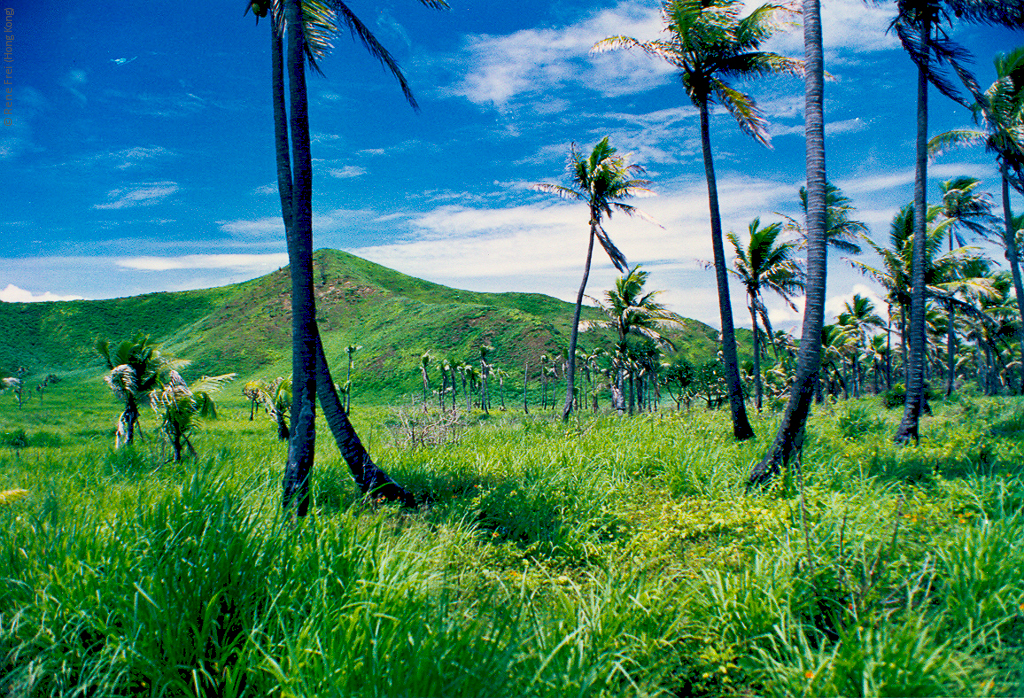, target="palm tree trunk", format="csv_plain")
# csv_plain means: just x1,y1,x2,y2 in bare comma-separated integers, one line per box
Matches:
274,2,317,513
700,100,754,440
1001,167,1024,394
563,223,597,420
523,361,529,414
750,303,763,411
896,13,931,444
314,332,414,506
748,0,826,486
